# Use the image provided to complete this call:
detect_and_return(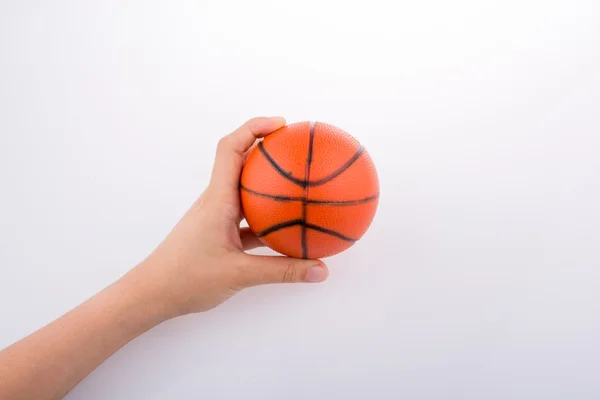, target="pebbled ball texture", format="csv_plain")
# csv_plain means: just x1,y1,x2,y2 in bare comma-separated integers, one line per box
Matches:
240,121,379,259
